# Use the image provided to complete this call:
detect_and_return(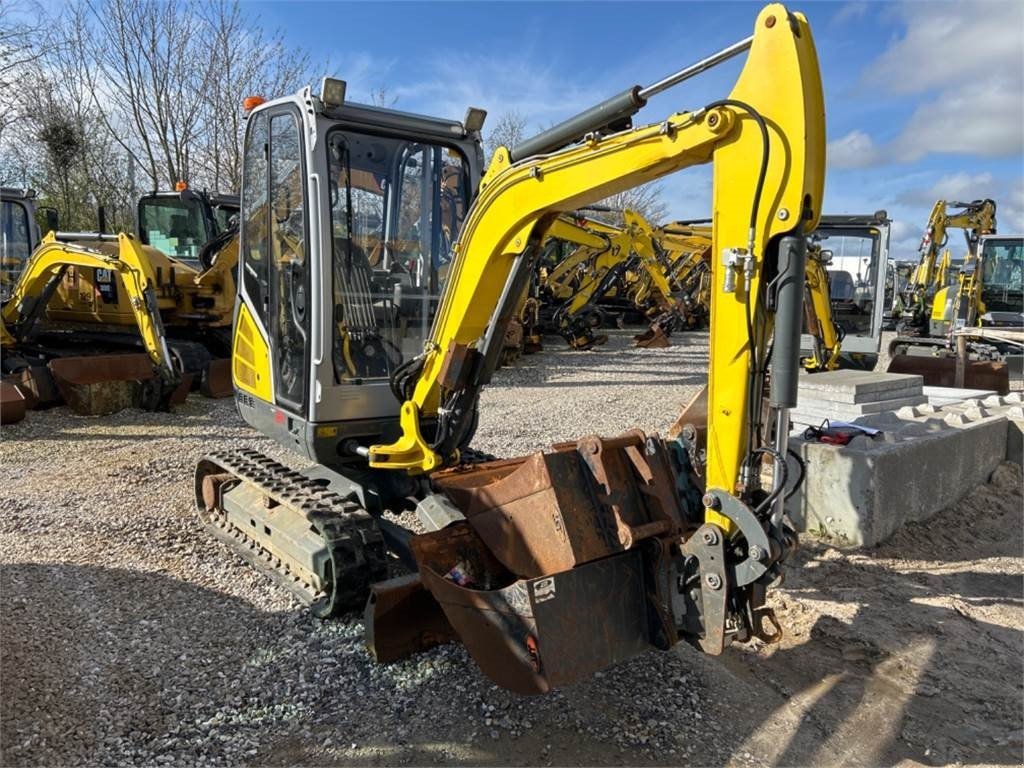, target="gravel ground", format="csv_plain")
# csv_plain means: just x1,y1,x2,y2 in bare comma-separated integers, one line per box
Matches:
2,328,1021,767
